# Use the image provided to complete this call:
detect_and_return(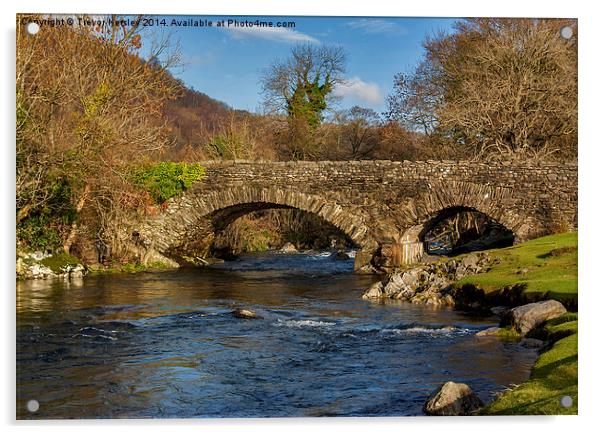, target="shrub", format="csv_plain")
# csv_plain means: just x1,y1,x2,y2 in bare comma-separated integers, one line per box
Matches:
131,162,205,204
